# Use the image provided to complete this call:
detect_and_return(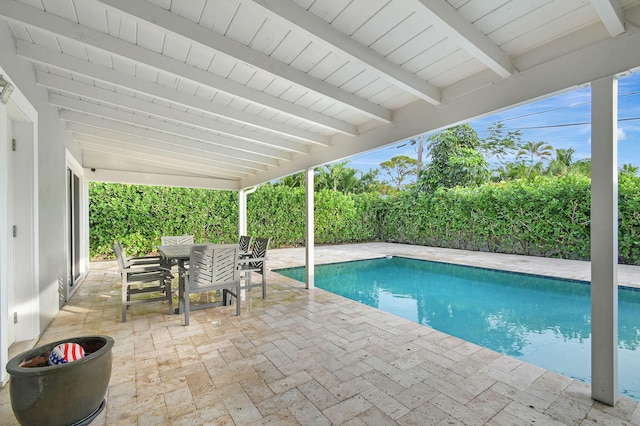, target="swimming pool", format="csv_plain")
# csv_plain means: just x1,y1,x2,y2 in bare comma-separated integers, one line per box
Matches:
274,256,640,400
